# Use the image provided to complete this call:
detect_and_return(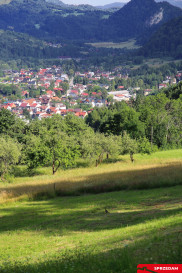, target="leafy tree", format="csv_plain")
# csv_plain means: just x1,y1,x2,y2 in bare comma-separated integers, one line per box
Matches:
138,137,157,154
166,97,182,147
68,69,74,78
138,93,170,148
23,108,31,120
78,132,121,166
107,95,114,104
164,82,182,100
0,83,20,98
121,132,138,163
50,80,55,90
96,134,121,162
60,82,69,95
100,105,145,138
24,132,80,175
64,114,93,137
24,135,50,170
45,133,80,175
0,109,16,135
0,137,21,180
